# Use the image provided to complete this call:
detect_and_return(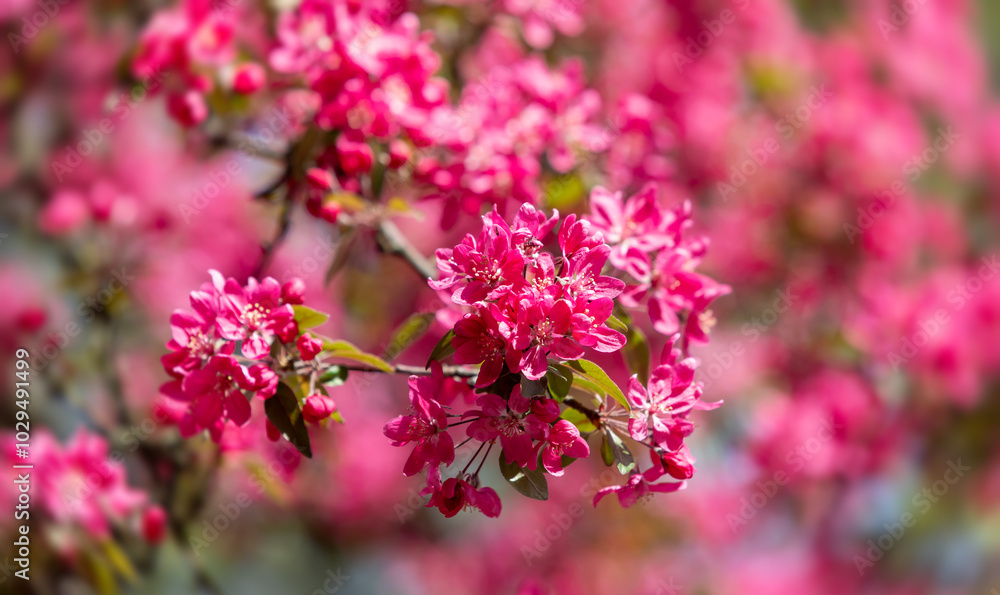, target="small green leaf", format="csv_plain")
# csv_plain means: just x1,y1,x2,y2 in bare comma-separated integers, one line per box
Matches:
426,328,456,367
265,382,313,458
318,366,349,386
567,359,628,410
600,433,614,467
546,363,573,401
322,339,394,373
498,456,549,501
603,429,636,475
624,326,651,385
605,314,629,335
382,312,434,361
292,305,330,330
559,407,597,433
